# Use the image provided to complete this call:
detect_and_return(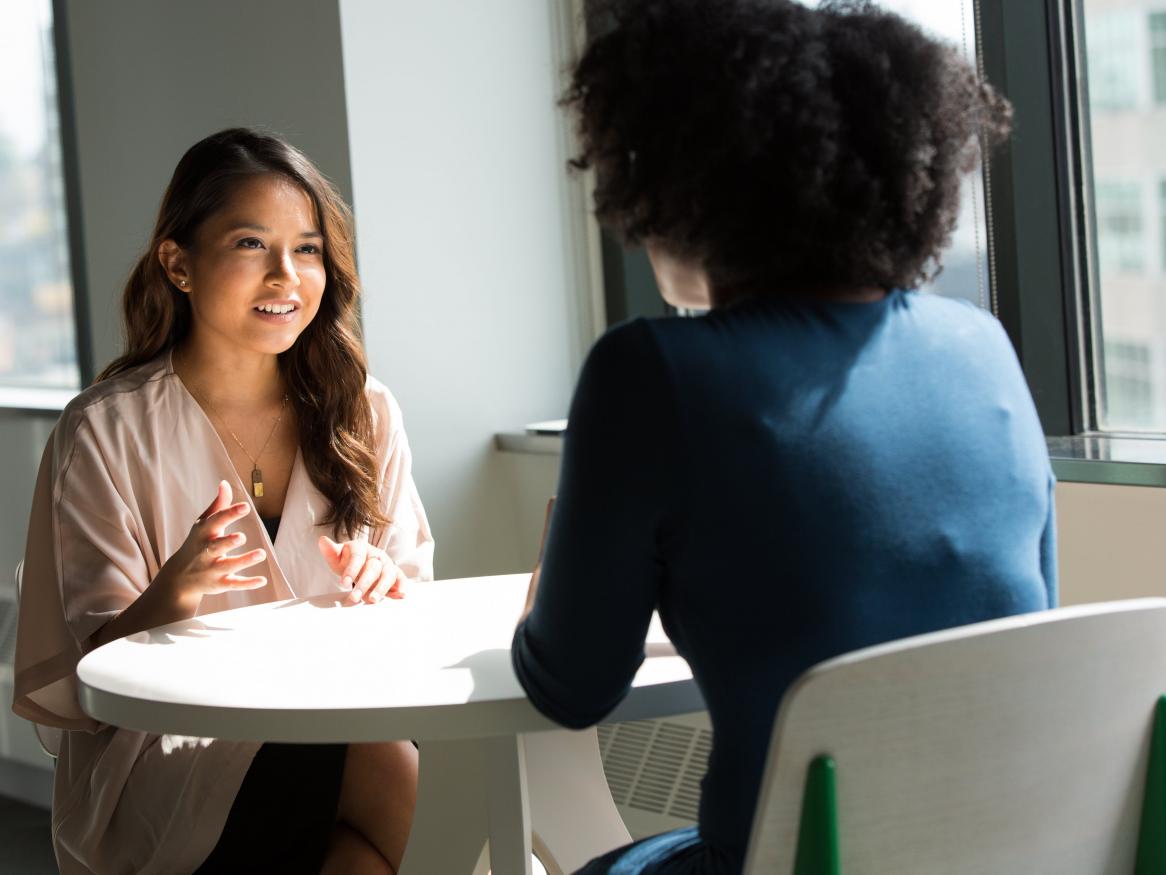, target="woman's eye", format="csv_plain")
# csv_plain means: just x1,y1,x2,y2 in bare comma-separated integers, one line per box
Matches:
237,237,264,250
297,244,321,255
